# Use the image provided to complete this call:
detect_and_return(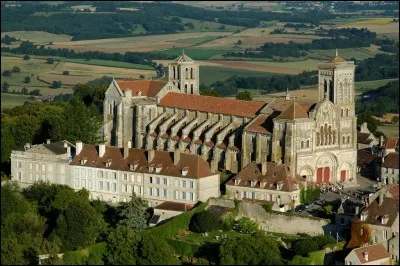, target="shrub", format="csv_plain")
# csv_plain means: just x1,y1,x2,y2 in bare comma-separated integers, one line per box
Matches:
23,55,30,60
46,58,54,64
262,203,273,212
221,211,236,230
293,238,319,256
63,71,69,75
12,66,21,72
189,210,222,233
166,239,200,257
3,70,12,76
233,217,259,234
52,80,62,89
24,76,31,83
